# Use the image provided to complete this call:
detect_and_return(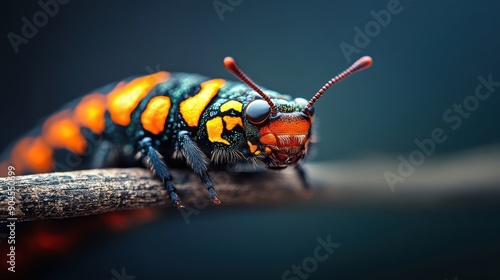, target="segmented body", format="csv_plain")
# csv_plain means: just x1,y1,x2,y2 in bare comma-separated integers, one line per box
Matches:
0,56,371,275
1,55,372,207
0,71,310,206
